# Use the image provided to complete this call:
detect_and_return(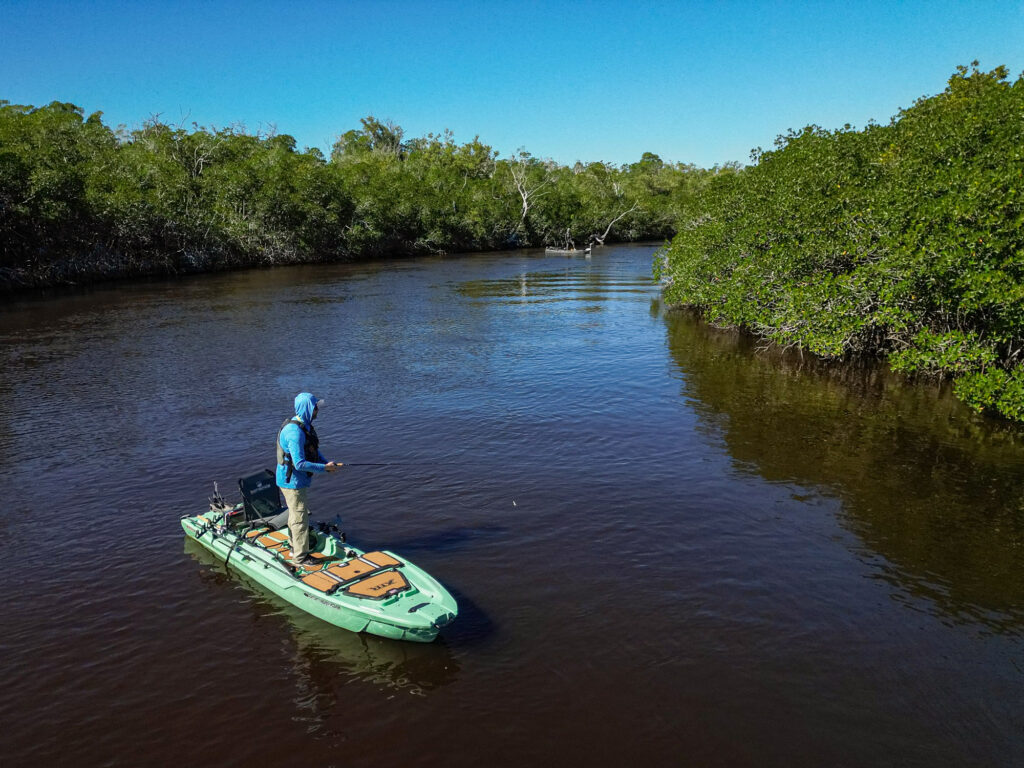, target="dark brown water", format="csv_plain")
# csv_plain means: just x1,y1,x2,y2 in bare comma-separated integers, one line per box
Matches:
1,243,1021,767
